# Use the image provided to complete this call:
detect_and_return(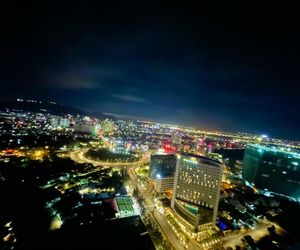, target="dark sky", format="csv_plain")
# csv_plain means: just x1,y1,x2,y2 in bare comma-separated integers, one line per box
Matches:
1,2,300,140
